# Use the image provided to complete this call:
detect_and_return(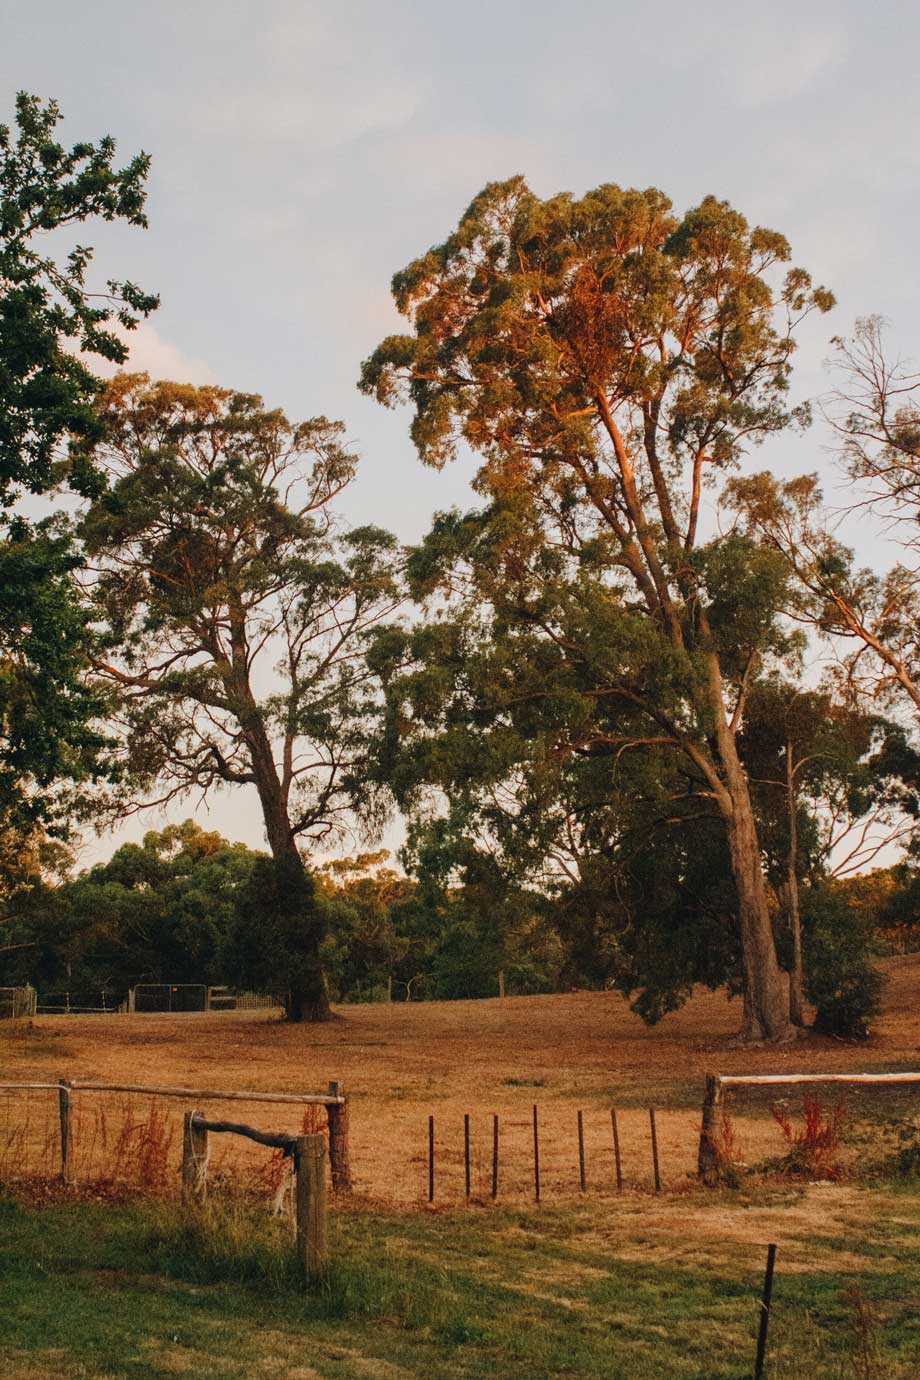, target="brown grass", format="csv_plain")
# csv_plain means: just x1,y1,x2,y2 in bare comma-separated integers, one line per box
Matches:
1,953,918,1202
